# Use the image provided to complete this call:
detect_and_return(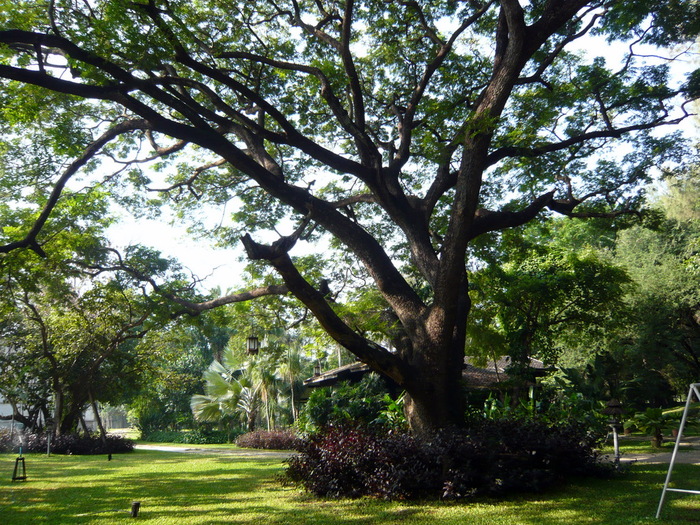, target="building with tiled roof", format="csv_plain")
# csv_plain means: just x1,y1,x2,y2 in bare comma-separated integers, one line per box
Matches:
304,356,549,390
